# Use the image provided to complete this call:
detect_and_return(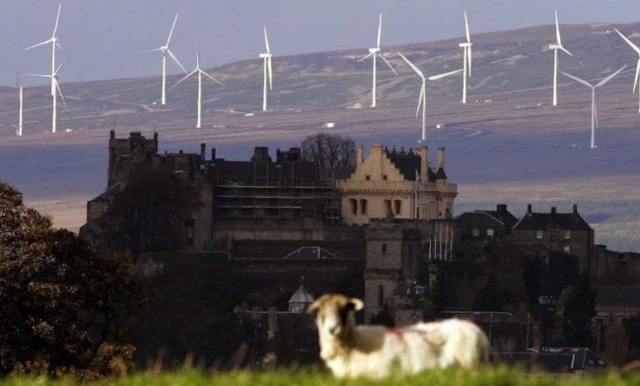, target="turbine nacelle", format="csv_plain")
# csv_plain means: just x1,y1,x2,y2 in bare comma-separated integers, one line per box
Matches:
259,53,272,58
368,47,380,54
